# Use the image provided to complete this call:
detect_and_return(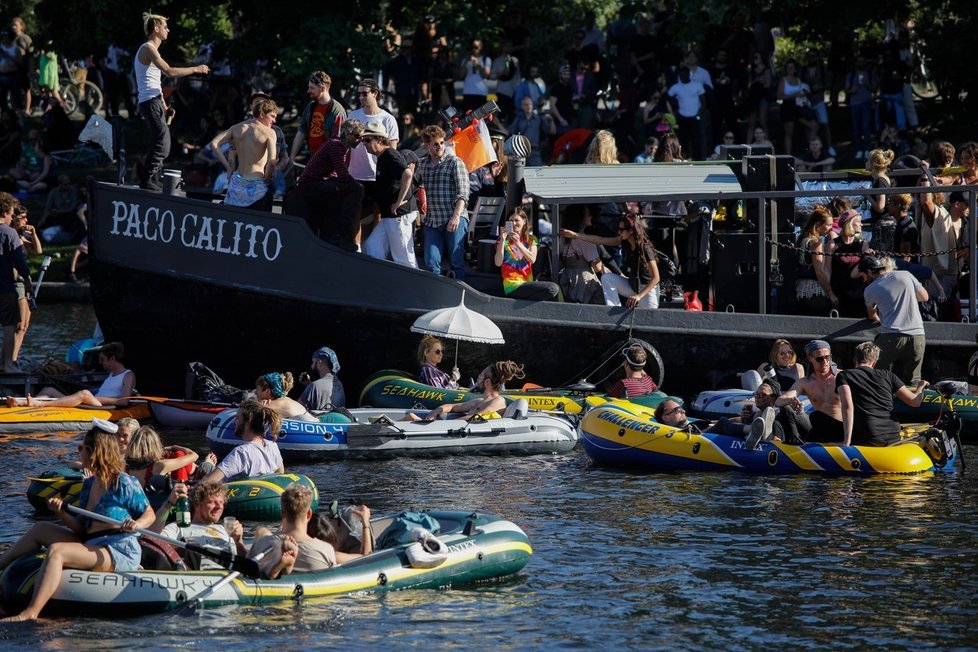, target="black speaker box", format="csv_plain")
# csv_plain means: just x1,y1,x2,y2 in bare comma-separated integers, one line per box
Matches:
709,231,798,314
